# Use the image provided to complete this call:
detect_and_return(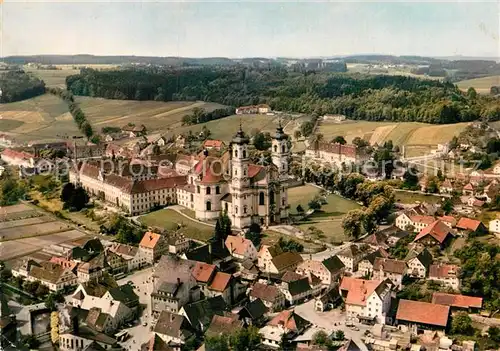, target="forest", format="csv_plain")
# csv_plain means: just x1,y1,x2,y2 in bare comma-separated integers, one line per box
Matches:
0,70,46,103
66,67,500,124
